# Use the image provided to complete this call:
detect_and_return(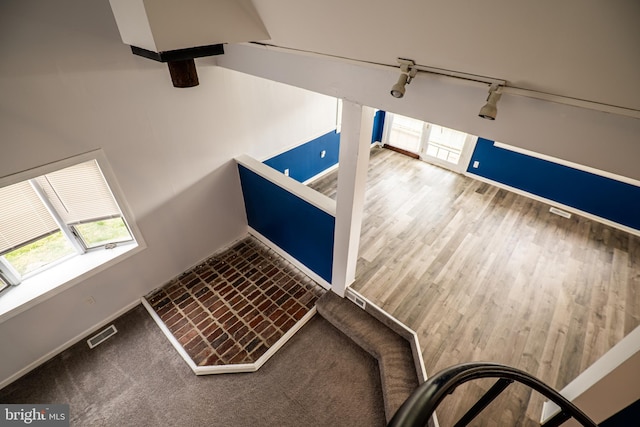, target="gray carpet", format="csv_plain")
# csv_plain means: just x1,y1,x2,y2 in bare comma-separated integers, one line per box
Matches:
0,305,386,426
316,292,419,423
